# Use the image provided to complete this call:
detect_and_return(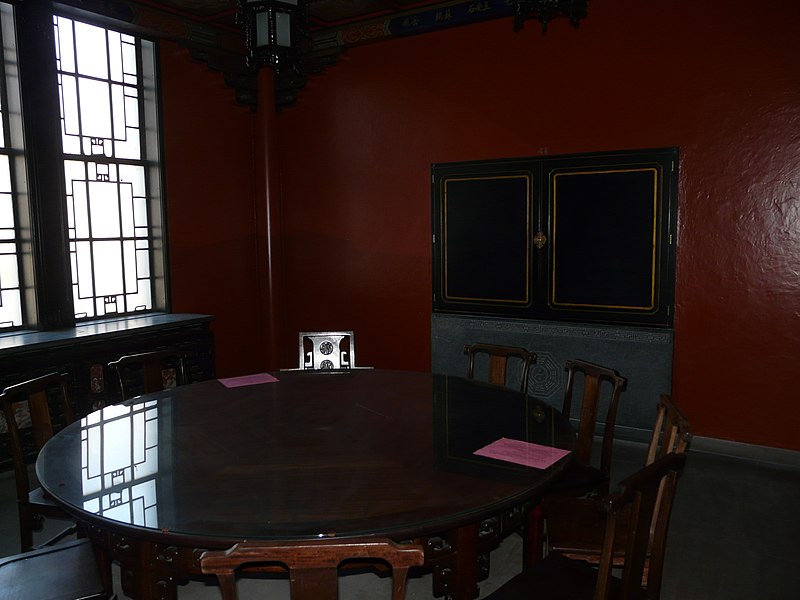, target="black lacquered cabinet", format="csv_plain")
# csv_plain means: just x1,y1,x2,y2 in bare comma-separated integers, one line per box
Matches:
432,147,678,327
